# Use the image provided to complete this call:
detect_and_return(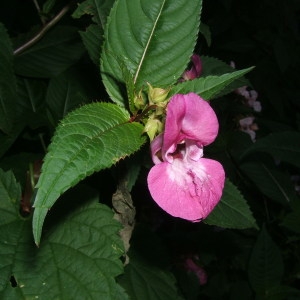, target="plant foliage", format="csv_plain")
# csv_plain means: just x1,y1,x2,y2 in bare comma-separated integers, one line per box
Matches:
0,0,299,298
